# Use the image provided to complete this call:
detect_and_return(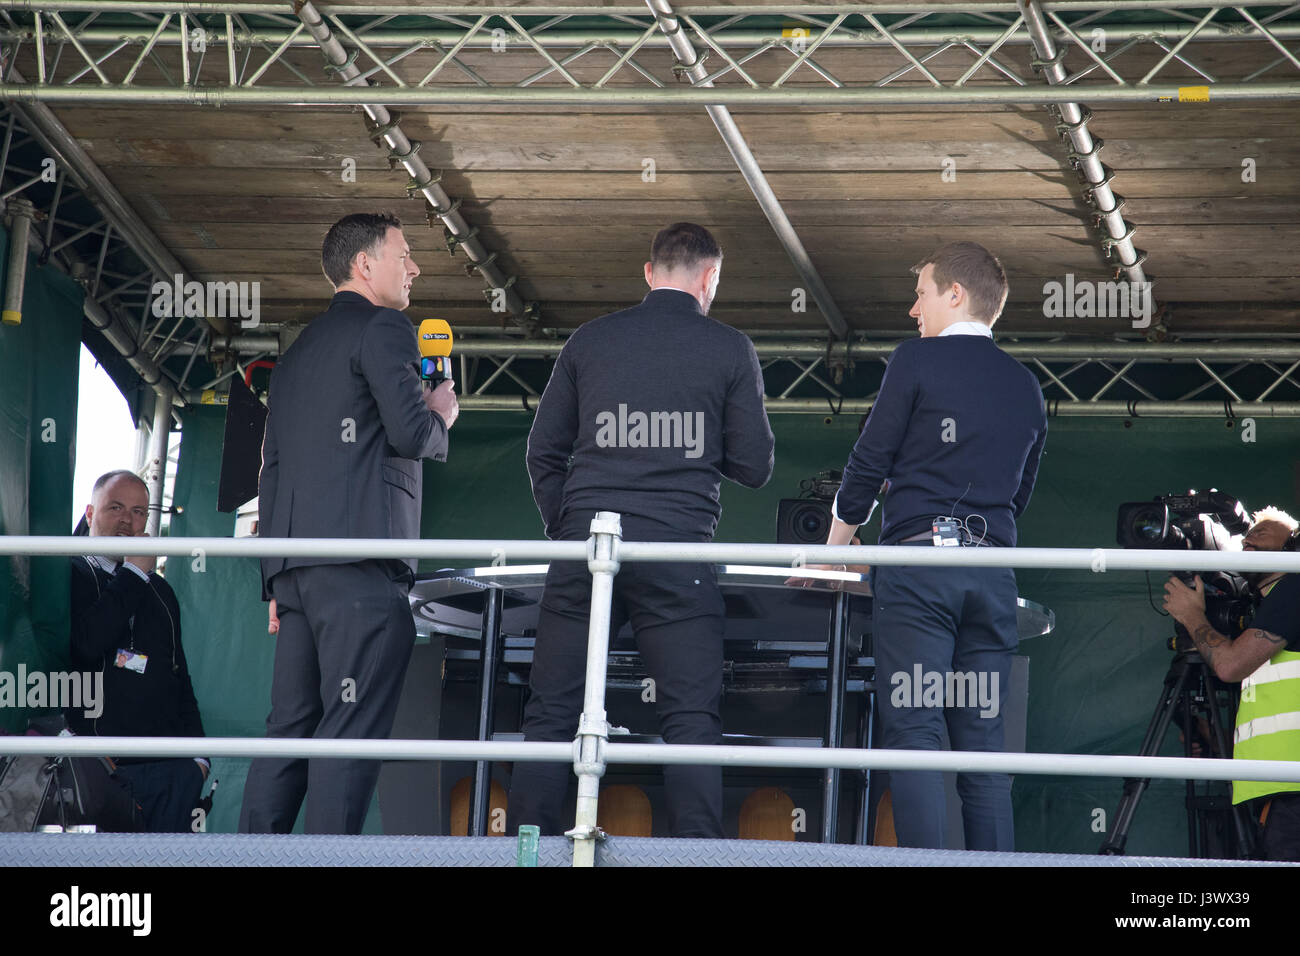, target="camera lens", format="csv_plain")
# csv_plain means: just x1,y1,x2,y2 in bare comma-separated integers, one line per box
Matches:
793,505,829,543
